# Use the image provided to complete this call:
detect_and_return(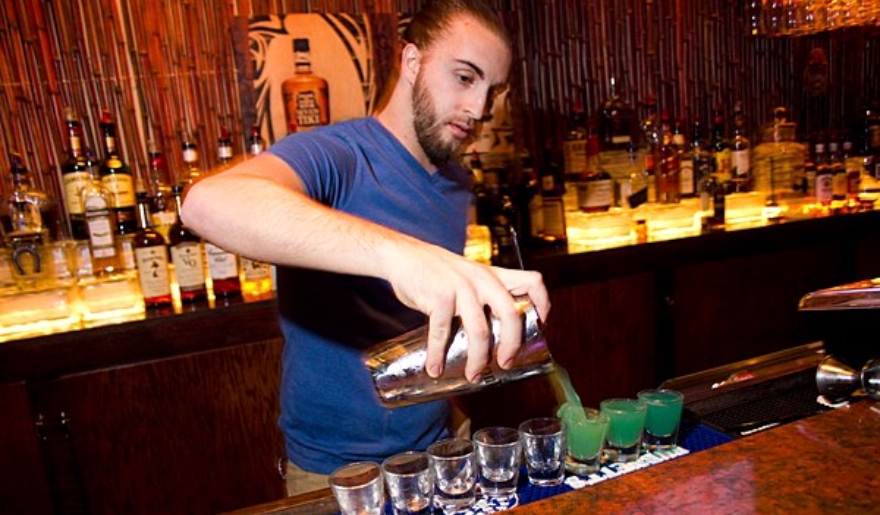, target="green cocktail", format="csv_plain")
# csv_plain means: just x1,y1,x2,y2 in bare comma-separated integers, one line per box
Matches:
558,404,609,476
599,398,647,462
638,389,684,448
